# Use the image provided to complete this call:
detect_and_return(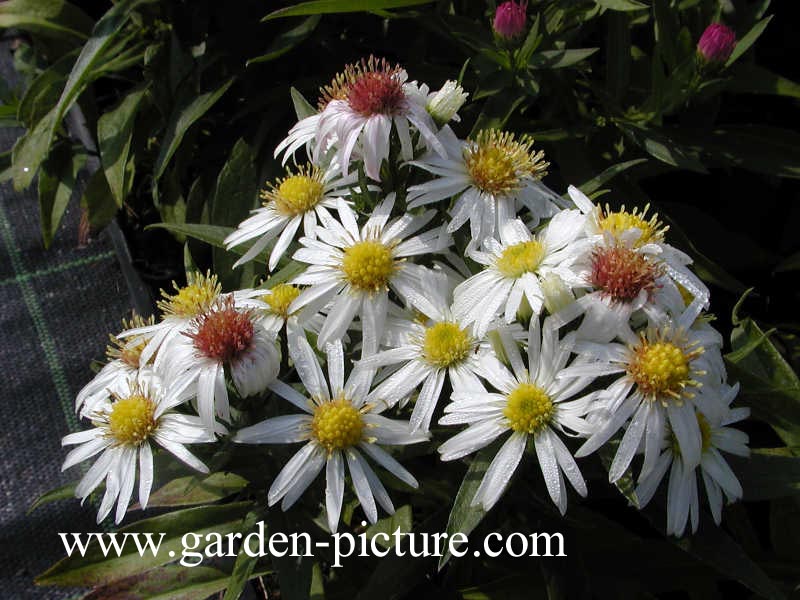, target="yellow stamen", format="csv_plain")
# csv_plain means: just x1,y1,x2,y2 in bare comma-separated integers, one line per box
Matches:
261,165,325,217
263,283,301,319
341,240,396,292
504,383,554,434
496,240,546,278
108,393,157,446
106,314,155,367
628,335,703,404
422,322,472,368
464,129,548,196
158,272,221,318
311,397,365,453
598,204,668,247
